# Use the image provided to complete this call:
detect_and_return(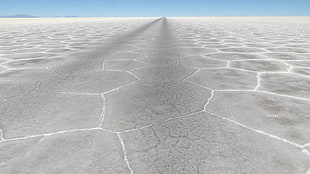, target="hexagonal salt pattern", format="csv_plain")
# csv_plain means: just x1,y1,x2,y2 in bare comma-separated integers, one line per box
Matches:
1,17,310,173
102,81,211,132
